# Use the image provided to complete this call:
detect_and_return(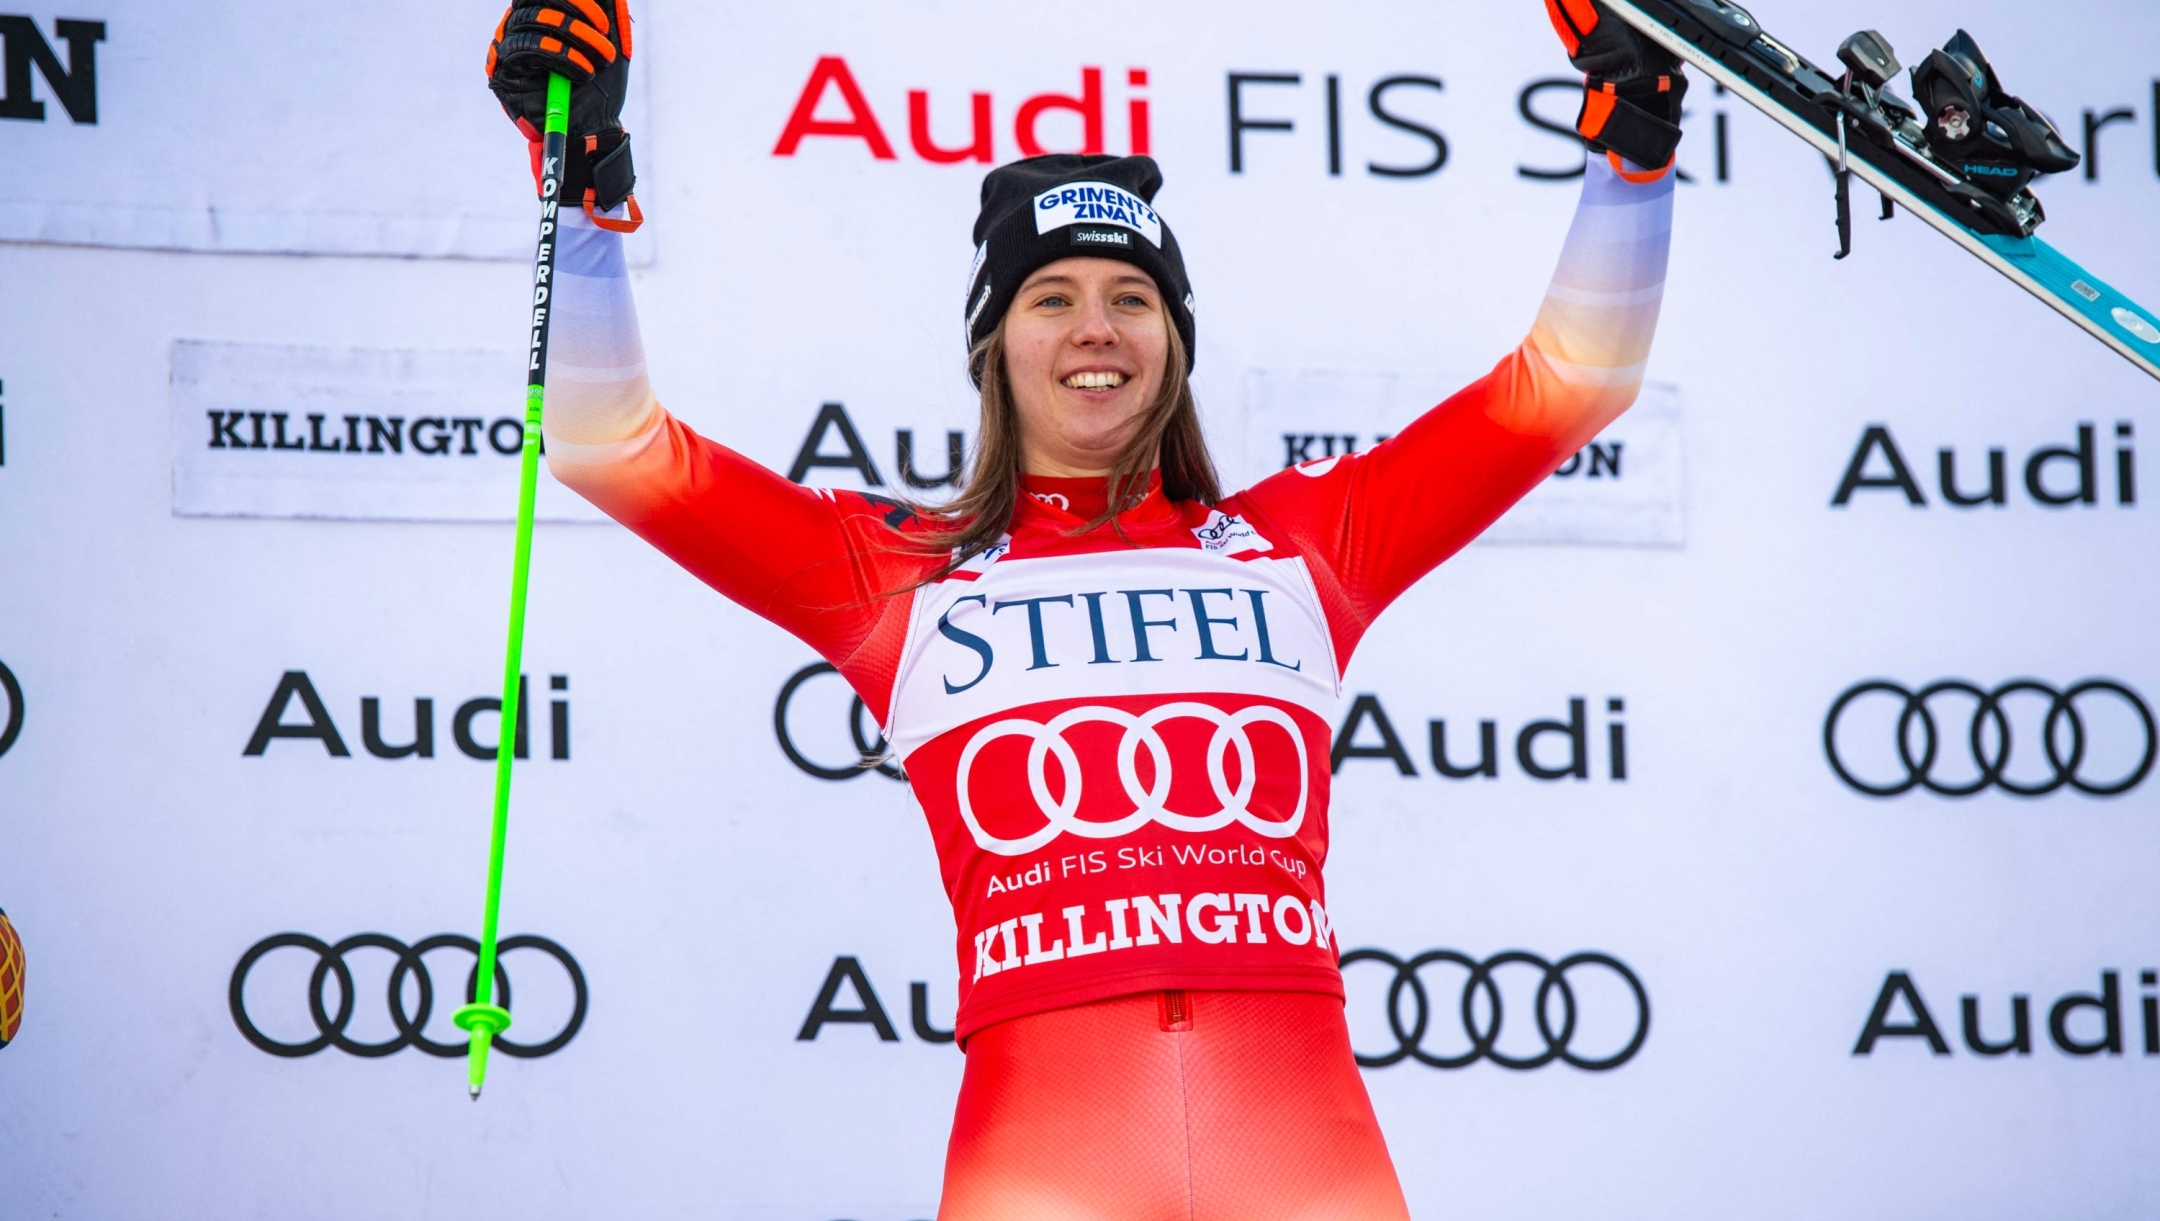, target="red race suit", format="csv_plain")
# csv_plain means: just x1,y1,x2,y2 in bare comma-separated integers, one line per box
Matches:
542,156,1674,1045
